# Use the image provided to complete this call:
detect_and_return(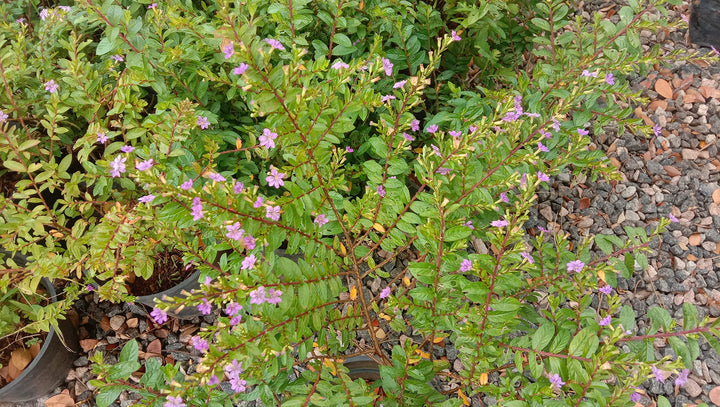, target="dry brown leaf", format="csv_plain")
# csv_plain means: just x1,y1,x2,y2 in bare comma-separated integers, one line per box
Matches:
29,343,41,358
655,78,673,99
700,86,720,99
664,165,681,177
147,339,162,356
10,348,32,371
683,88,706,104
709,385,720,404
79,339,99,352
100,315,111,332
579,198,591,210
648,99,668,111
634,107,654,126
126,318,138,328
44,390,74,407
689,234,702,246
109,315,125,331
713,188,720,204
